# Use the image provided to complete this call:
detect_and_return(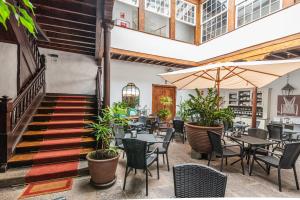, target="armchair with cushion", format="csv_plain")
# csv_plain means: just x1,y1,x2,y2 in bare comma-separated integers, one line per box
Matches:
250,142,300,192
122,138,159,196
207,131,245,174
